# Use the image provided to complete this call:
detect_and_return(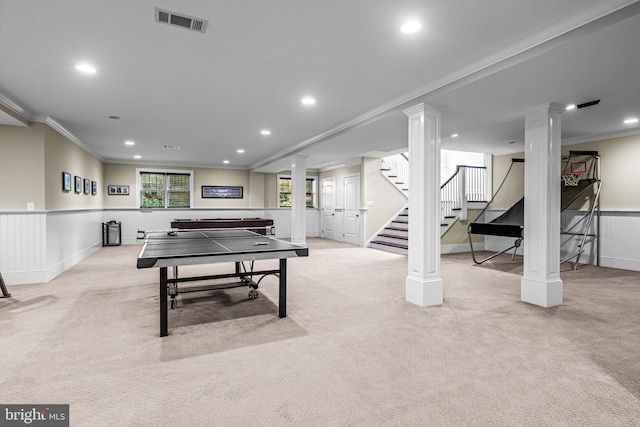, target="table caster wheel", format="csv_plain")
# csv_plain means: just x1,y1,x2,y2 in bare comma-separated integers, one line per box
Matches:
171,299,177,309
248,289,258,299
